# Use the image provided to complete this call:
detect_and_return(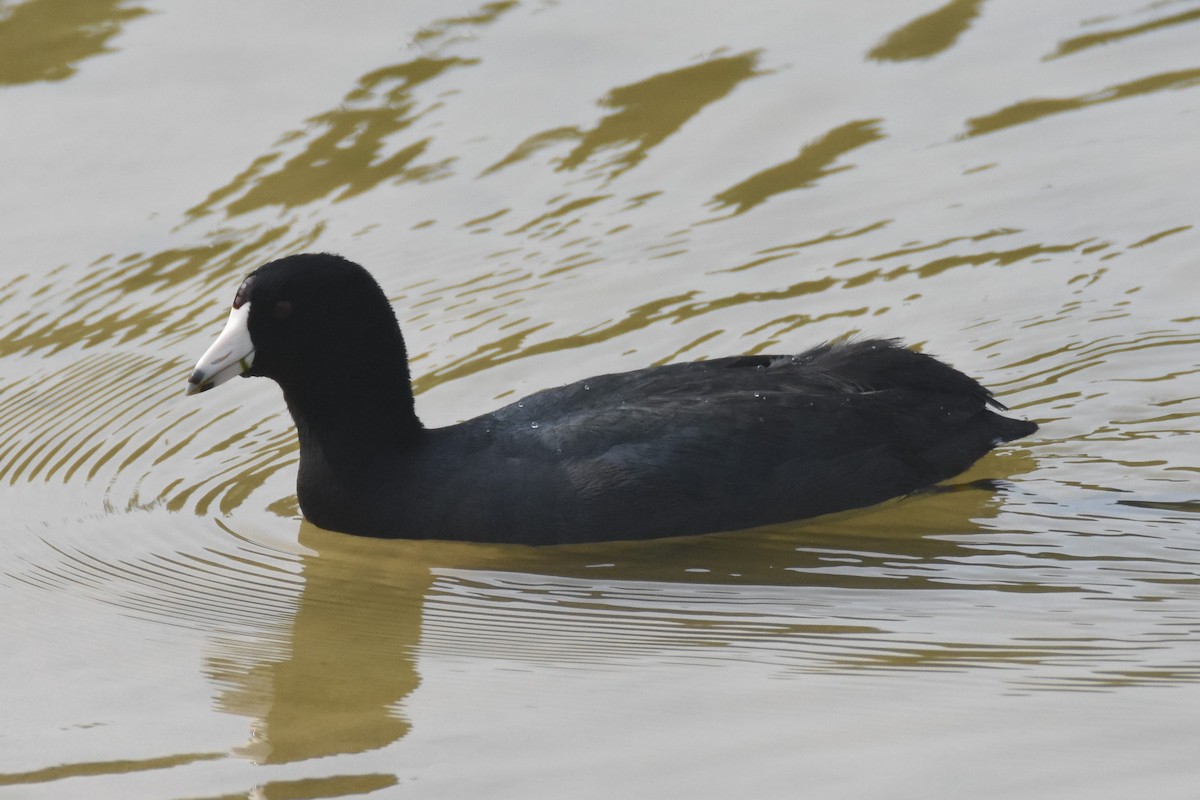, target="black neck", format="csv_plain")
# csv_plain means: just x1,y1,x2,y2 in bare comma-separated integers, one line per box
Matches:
281,338,423,465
